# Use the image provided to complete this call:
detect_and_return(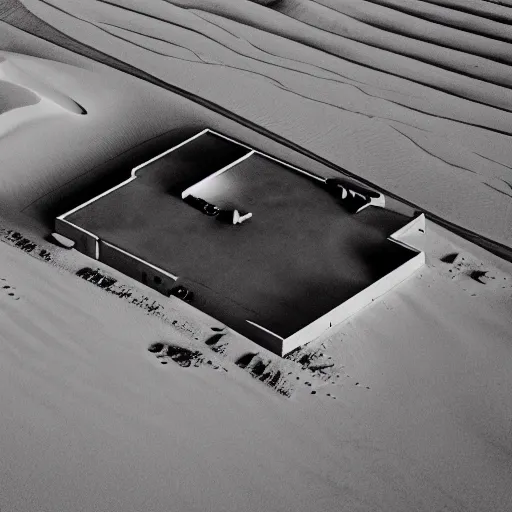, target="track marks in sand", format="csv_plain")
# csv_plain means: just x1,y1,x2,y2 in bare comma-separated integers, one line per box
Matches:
1,229,52,263
286,343,371,394
147,341,220,369
236,352,292,397
0,278,20,301
439,251,512,297
202,330,356,399
147,328,338,400
0,224,370,401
